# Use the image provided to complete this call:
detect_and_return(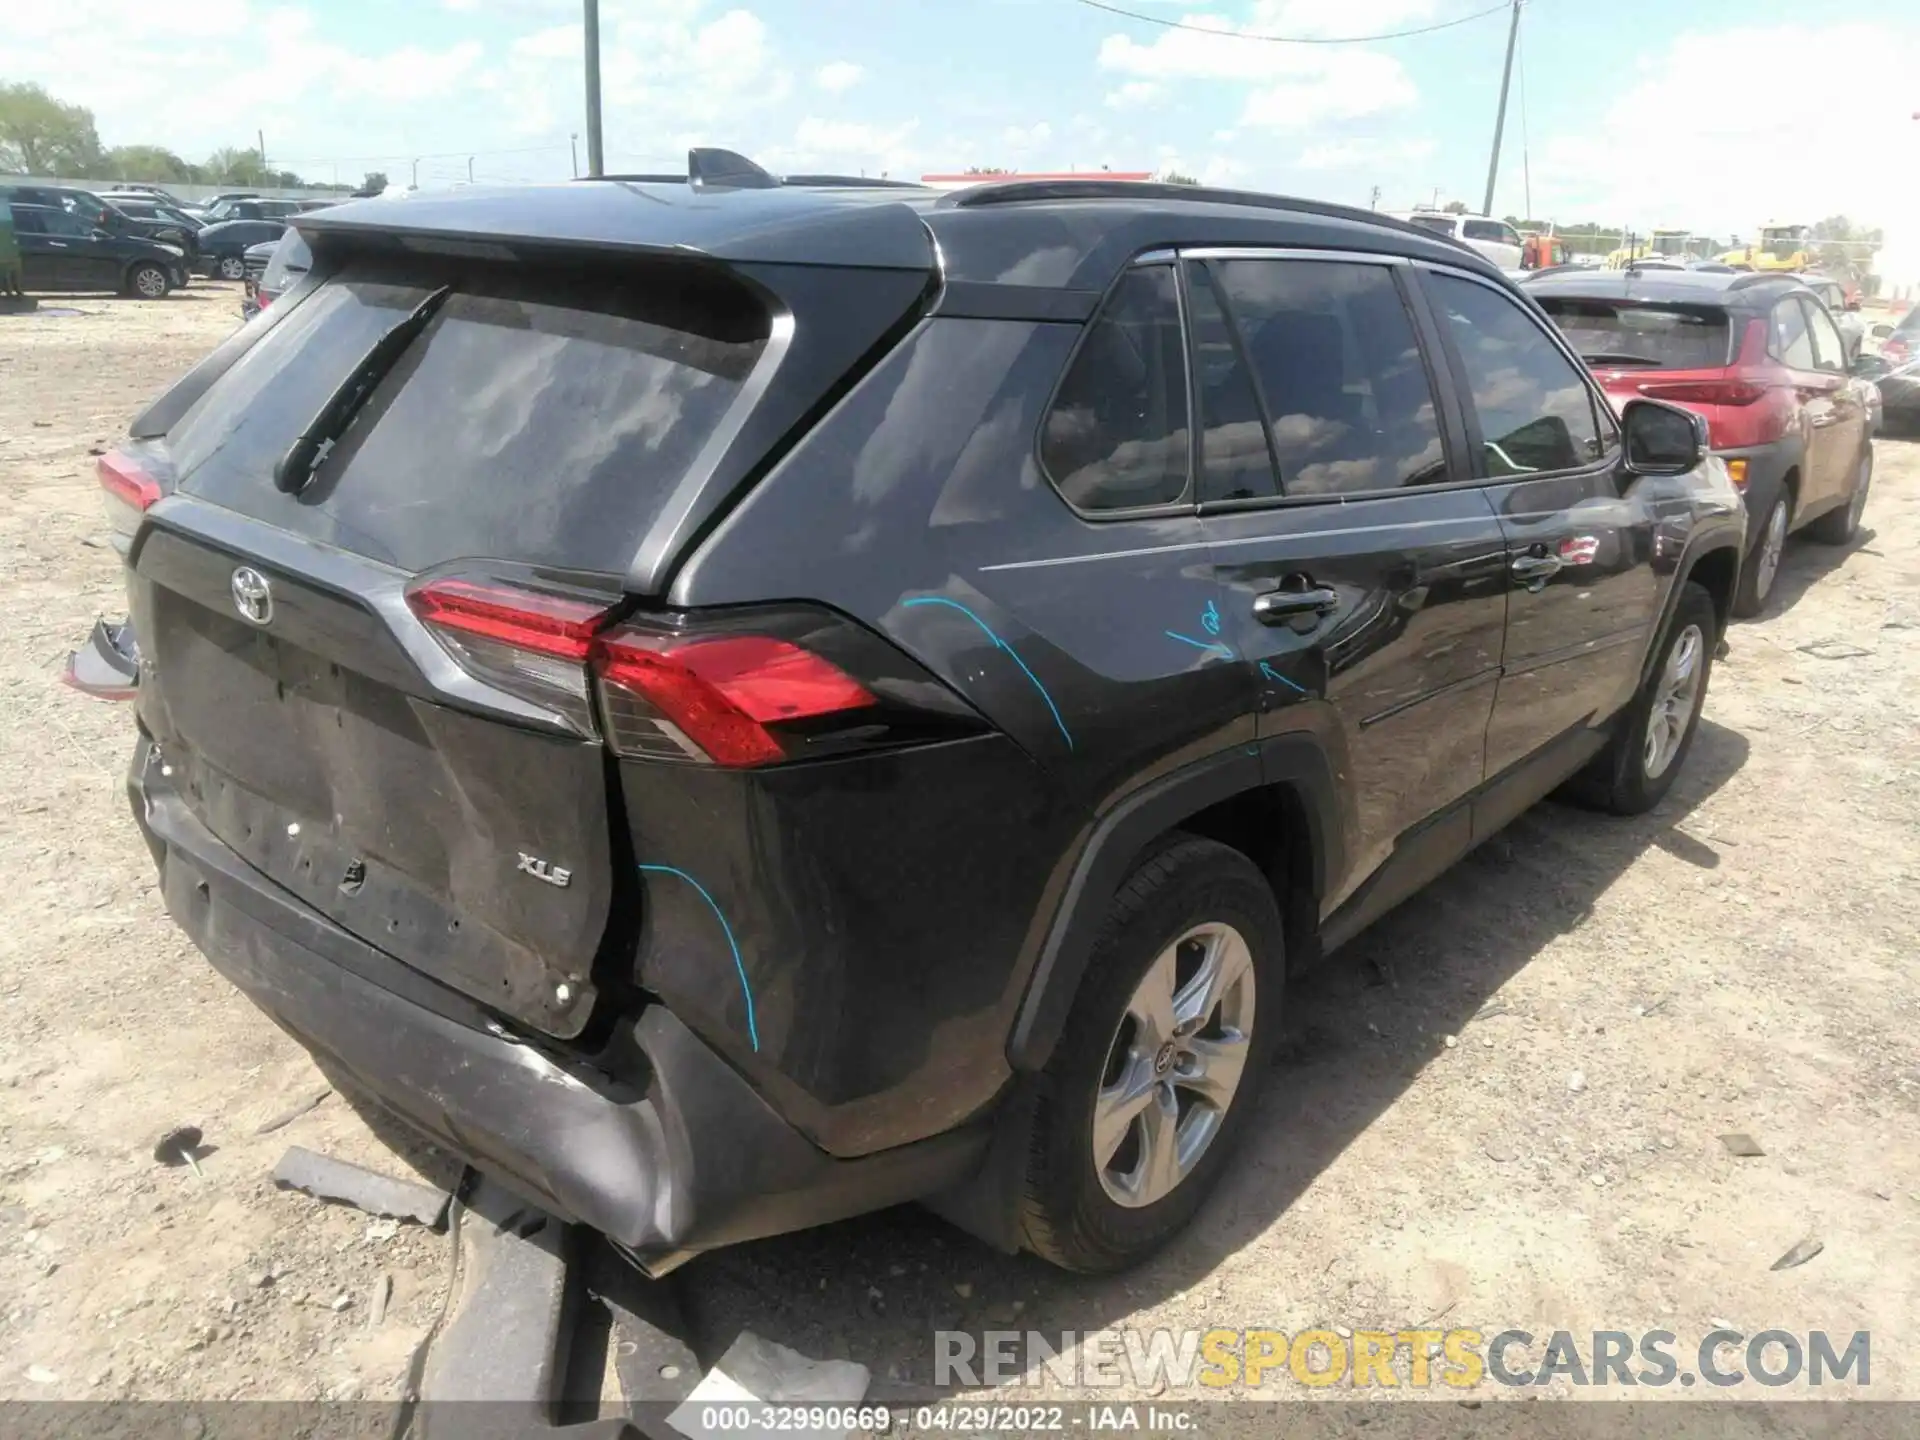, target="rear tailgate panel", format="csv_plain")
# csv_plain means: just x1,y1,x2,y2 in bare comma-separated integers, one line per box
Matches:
131,522,612,1037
